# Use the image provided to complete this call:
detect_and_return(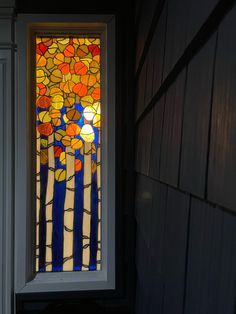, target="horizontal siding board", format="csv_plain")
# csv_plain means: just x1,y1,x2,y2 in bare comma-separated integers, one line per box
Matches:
216,211,236,314
185,198,222,314
185,197,236,314
151,4,167,96
208,6,236,211
179,34,216,197
135,174,153,248
136,60,148,120
148,271,164,314
162,187,190,314
144,50,154,107
135,228,151,284
135,109,153,175
149,181,167,274
149,96,165,179
160,70,186,186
